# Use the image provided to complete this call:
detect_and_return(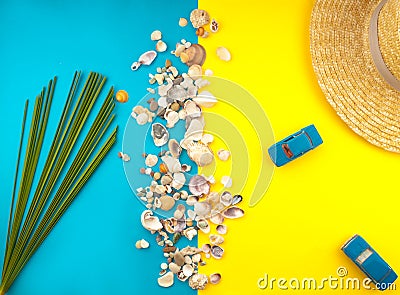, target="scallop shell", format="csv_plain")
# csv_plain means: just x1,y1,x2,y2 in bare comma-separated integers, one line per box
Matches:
209,234,224,245
222,206,244,219
184,44,206,66
216,224,227,235
210,245,224,259
141,210,163,231
210,273,221,284
189,175,210,196
193,91,217,108
168,139,182,158
187,142,214,167
151,123,169,146
156,40,167,52
190,9,210,28
196,218,210,234
216,47,231,61
189,273,208,290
